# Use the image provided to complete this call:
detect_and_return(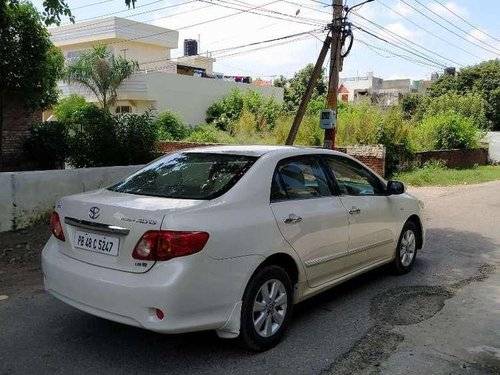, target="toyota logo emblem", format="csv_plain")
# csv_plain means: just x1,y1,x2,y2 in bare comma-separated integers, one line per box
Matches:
89,207,100,220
